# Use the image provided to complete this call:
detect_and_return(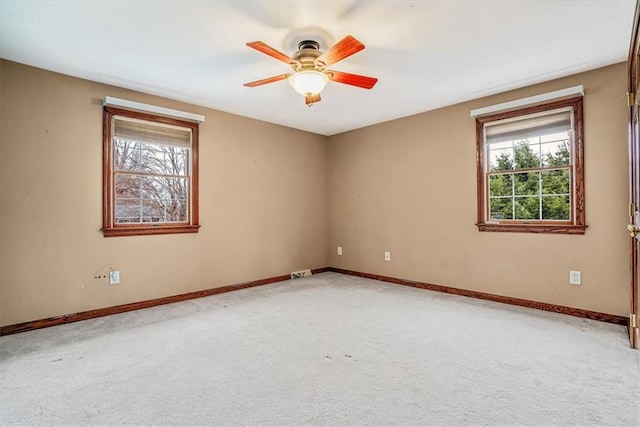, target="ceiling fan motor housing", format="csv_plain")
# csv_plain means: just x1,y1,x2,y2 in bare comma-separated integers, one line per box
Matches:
298,40,320,51
292,40,324,71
